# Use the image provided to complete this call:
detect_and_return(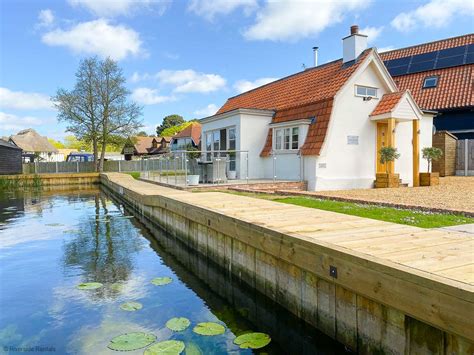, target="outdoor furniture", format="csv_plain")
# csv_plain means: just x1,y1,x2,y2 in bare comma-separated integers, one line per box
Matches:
197,160,212,183
207,158,227,183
